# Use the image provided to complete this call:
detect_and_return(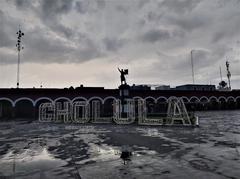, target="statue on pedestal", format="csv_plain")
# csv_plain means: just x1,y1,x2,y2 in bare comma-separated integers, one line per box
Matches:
118,68,128,85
